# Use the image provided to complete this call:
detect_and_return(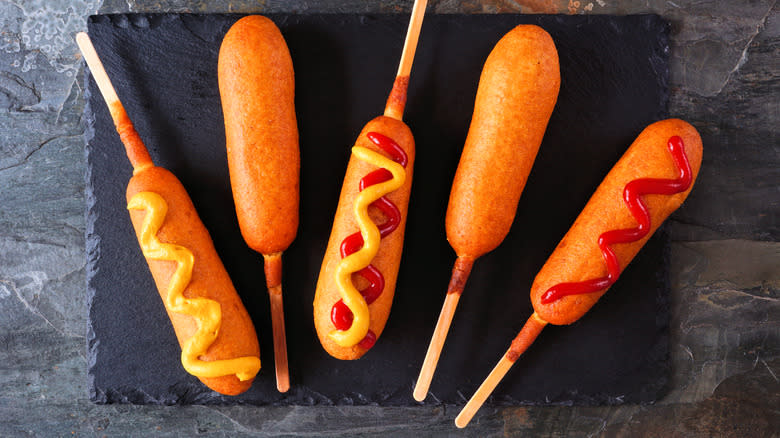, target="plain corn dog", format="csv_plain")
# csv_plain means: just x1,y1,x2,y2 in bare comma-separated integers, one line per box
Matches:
414,25,560,401
218,15,299,393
